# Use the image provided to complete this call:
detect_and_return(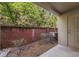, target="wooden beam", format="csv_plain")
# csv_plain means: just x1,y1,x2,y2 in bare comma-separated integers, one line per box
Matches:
61,7,79,15
49,3,62,15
